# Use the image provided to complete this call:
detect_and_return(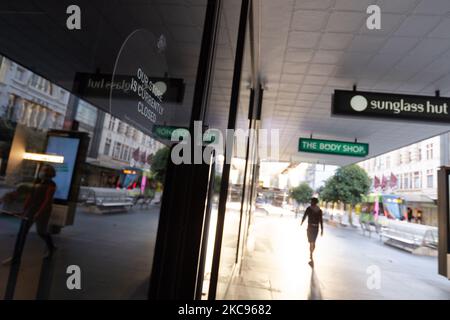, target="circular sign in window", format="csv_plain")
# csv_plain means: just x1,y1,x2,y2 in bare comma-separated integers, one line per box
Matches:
110,29,168,137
